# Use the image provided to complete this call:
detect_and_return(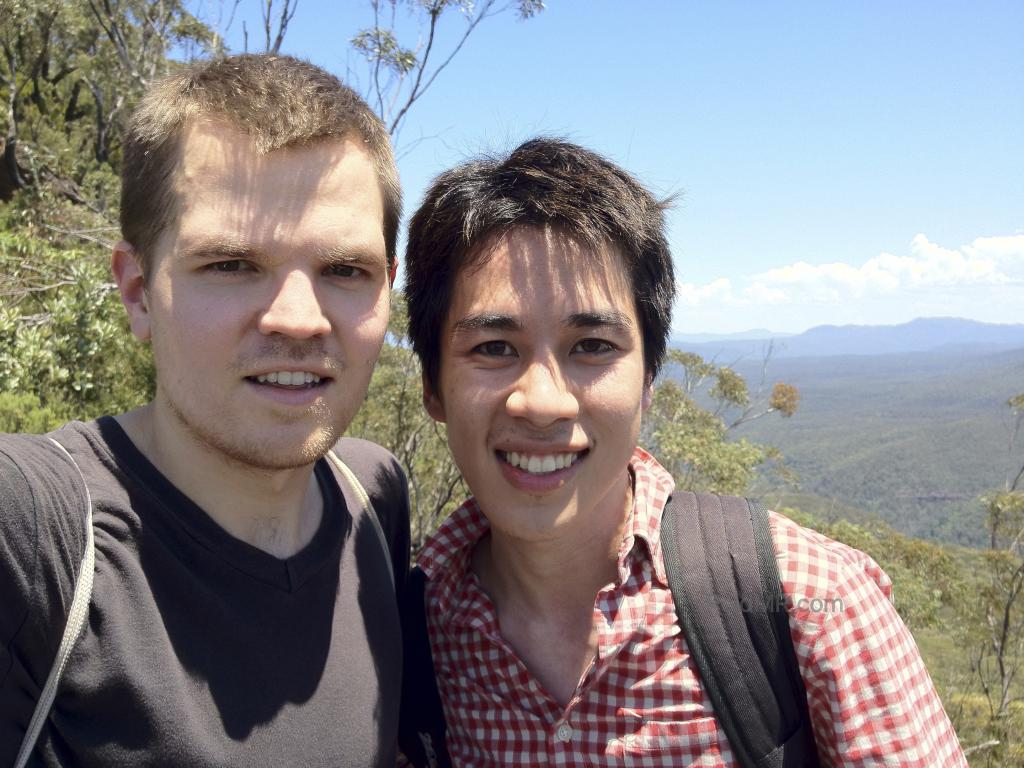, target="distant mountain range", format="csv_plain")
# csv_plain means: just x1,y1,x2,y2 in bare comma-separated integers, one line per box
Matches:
673,317,1024,360
672,328,796,343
